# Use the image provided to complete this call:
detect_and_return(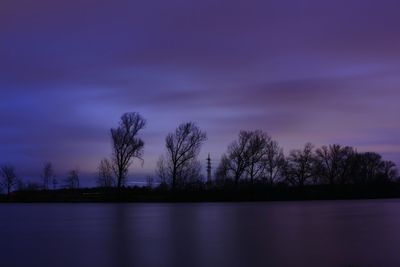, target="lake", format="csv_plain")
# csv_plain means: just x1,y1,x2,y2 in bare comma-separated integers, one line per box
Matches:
1,200,400,267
